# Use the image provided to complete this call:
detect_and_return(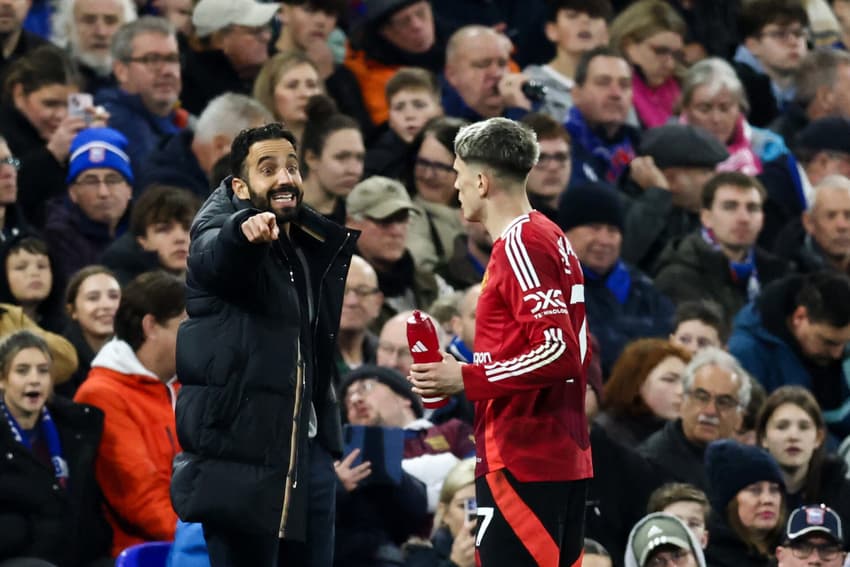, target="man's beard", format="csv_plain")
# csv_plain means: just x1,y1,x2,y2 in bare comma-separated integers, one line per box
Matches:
71,41,113,77
247,182,303,224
